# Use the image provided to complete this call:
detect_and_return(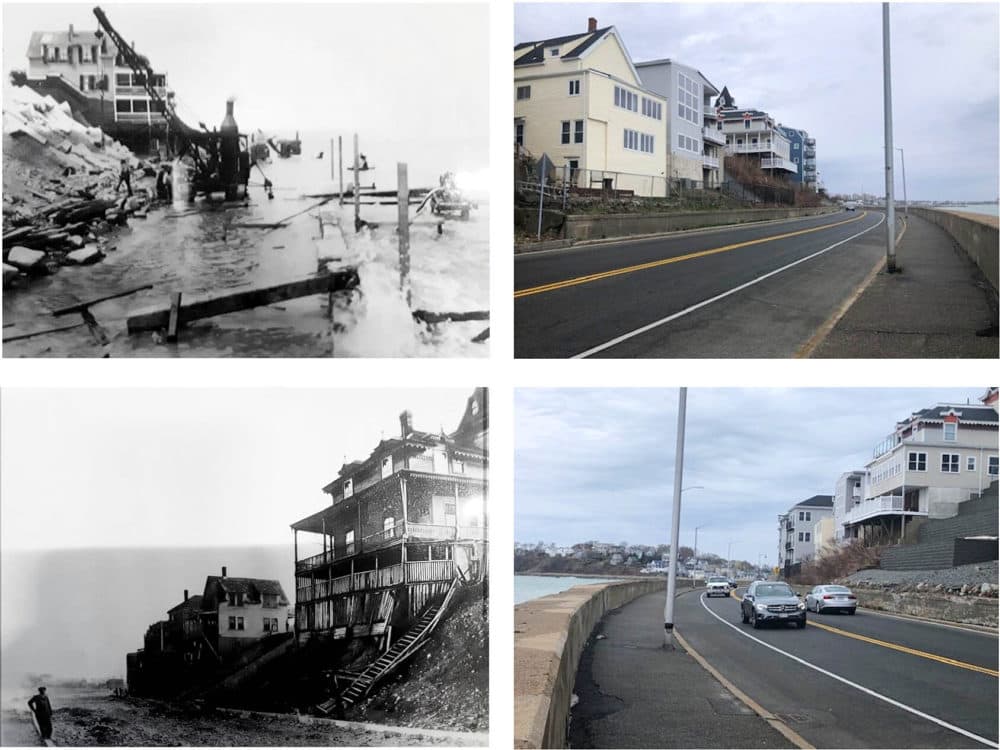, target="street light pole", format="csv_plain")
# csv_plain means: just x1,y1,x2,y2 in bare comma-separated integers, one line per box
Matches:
882,2,897,272
896,147,908,217
727,540,734,579
664,388,687,650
